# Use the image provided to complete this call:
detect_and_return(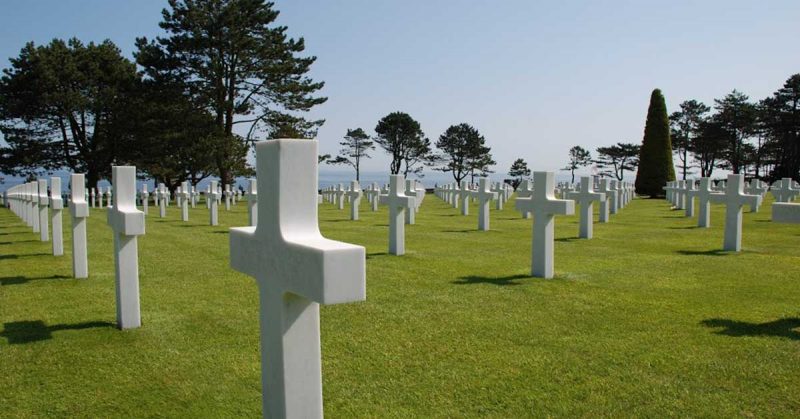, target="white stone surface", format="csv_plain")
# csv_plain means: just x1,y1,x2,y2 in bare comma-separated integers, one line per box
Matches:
771,178,799,203
379,175,415,255
566,176,605,239
50,177,64,256
224,184,232,211
598,179,617,223
772,202,800,224
688,178,724,228
69,174,89,278
516,180,533,219
31,182,40,233
720,174,761,252
684,180,696,217
515,172,575,278
159,183,167,218
107,166,145,329
180,181,191,221
471,177,497,231
141,185,150,215
37,179,49,242
229,139,365,419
